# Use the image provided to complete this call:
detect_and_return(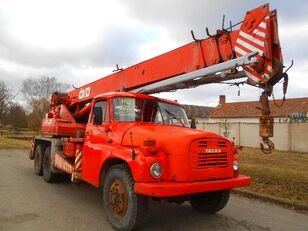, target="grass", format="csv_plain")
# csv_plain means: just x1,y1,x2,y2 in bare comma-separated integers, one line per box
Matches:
238,147,308,206
0,137,31,149
0,128,34,149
